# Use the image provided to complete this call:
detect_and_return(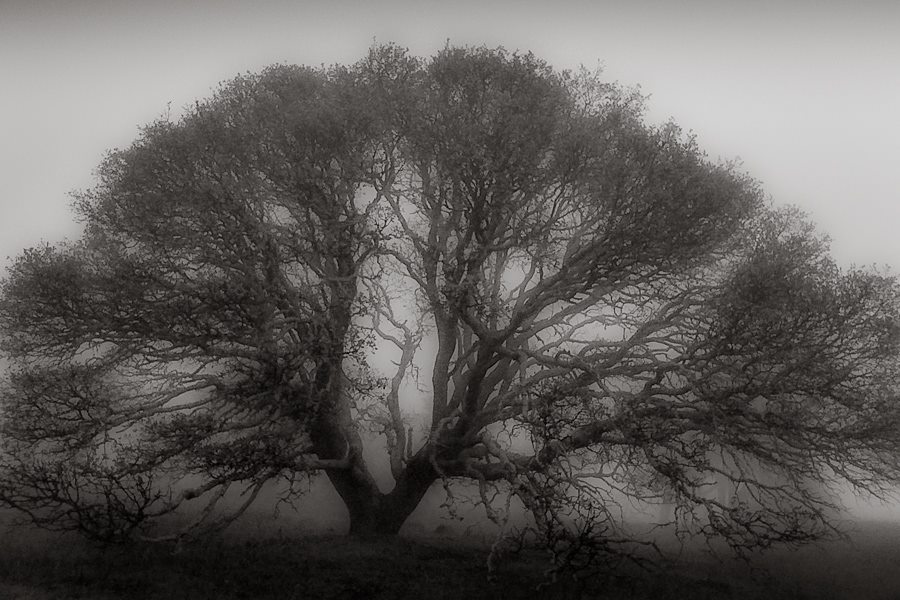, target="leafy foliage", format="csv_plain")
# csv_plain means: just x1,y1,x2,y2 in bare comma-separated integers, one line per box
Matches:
1,46,899,575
